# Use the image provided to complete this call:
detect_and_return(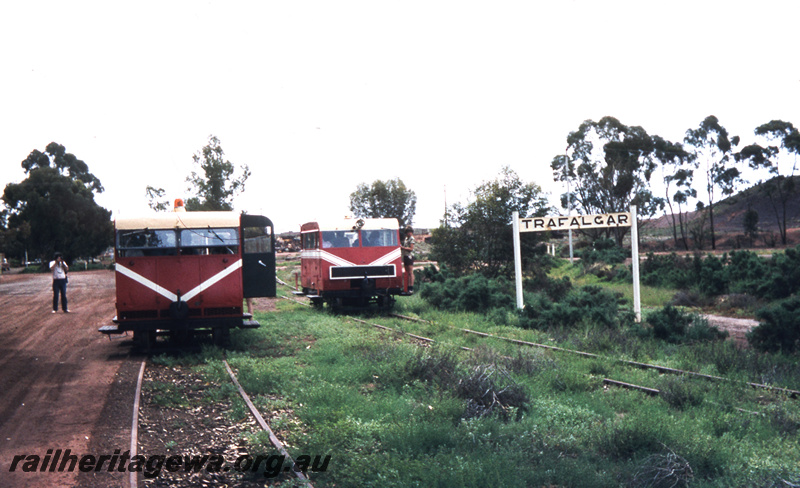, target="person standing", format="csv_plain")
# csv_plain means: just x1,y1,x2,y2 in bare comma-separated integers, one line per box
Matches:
401,226,415,293
50,252,69,313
